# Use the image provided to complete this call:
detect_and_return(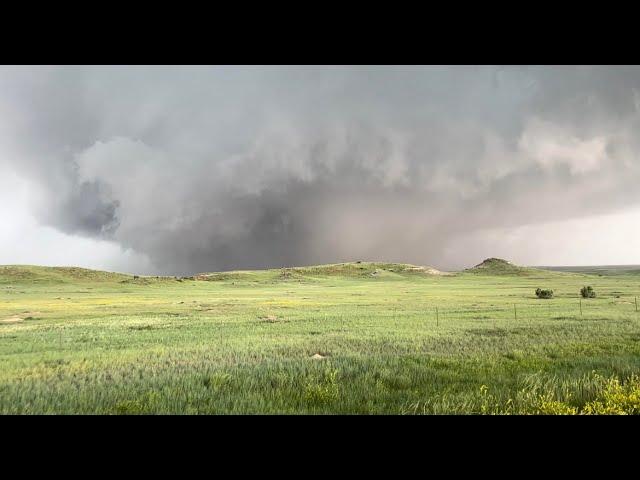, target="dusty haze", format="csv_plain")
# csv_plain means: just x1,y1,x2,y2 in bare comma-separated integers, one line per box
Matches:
1,66,640,275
